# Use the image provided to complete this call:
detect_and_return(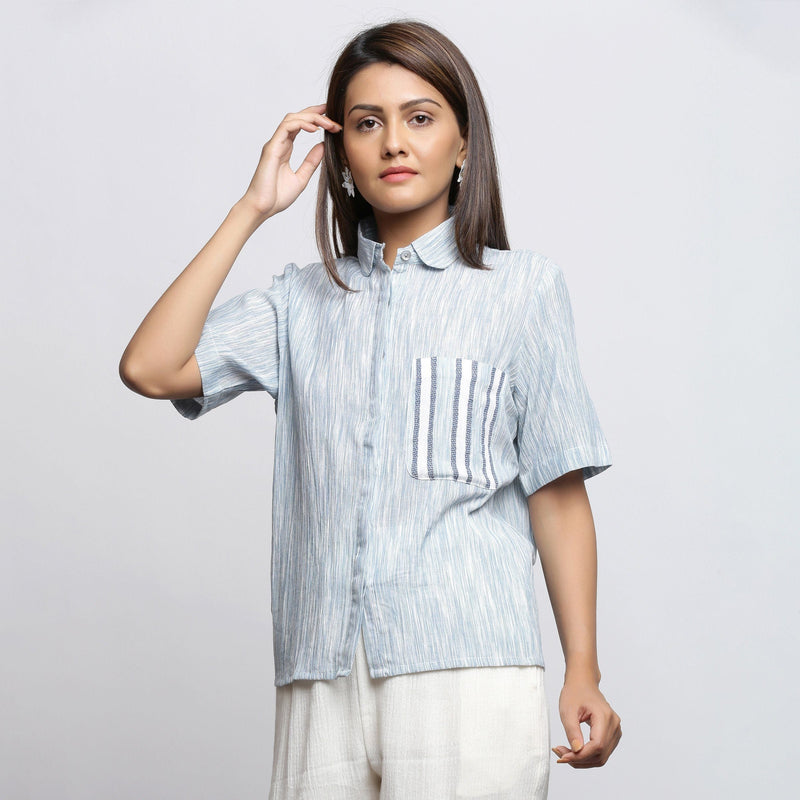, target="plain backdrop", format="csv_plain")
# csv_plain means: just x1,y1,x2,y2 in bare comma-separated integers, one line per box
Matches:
2,1,798,798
